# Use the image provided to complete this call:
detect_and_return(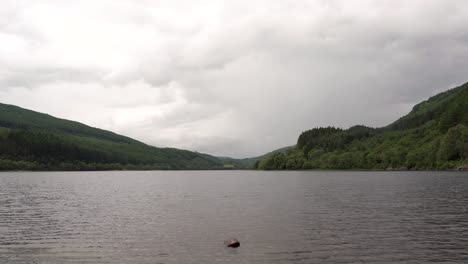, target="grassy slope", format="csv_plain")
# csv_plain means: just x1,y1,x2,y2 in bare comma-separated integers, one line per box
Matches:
257,82,468,170
0,103,223,170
